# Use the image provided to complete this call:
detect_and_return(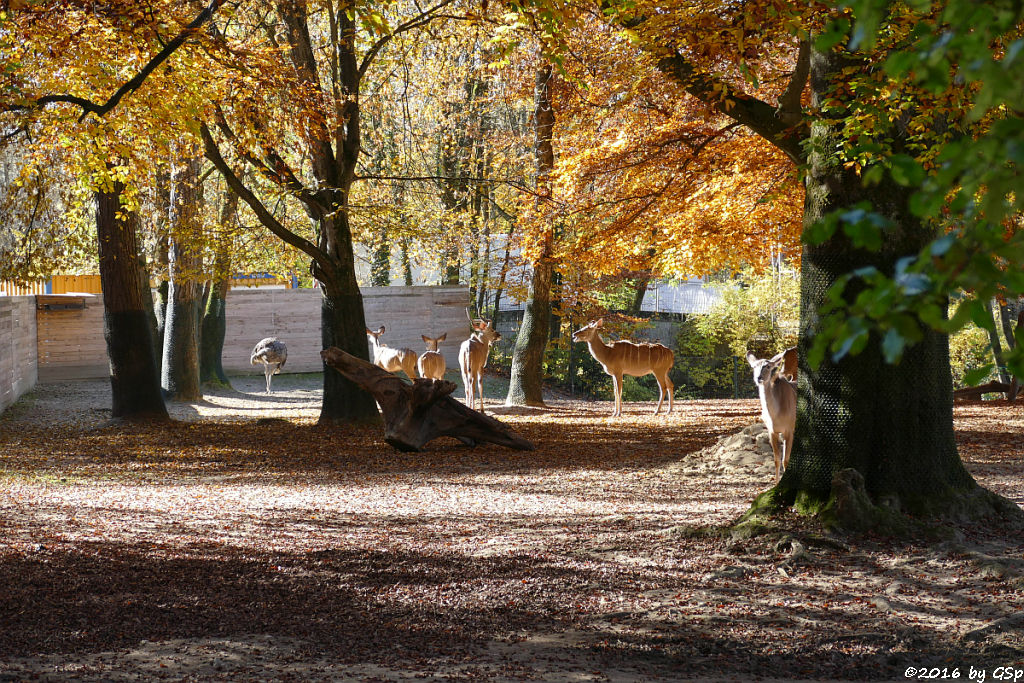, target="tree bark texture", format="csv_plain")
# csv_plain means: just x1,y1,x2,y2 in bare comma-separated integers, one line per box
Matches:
506,65,557,407
200,271,230,387
200,187,237,387
161,156,204,401
776,47,977,517
95,179,168,421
